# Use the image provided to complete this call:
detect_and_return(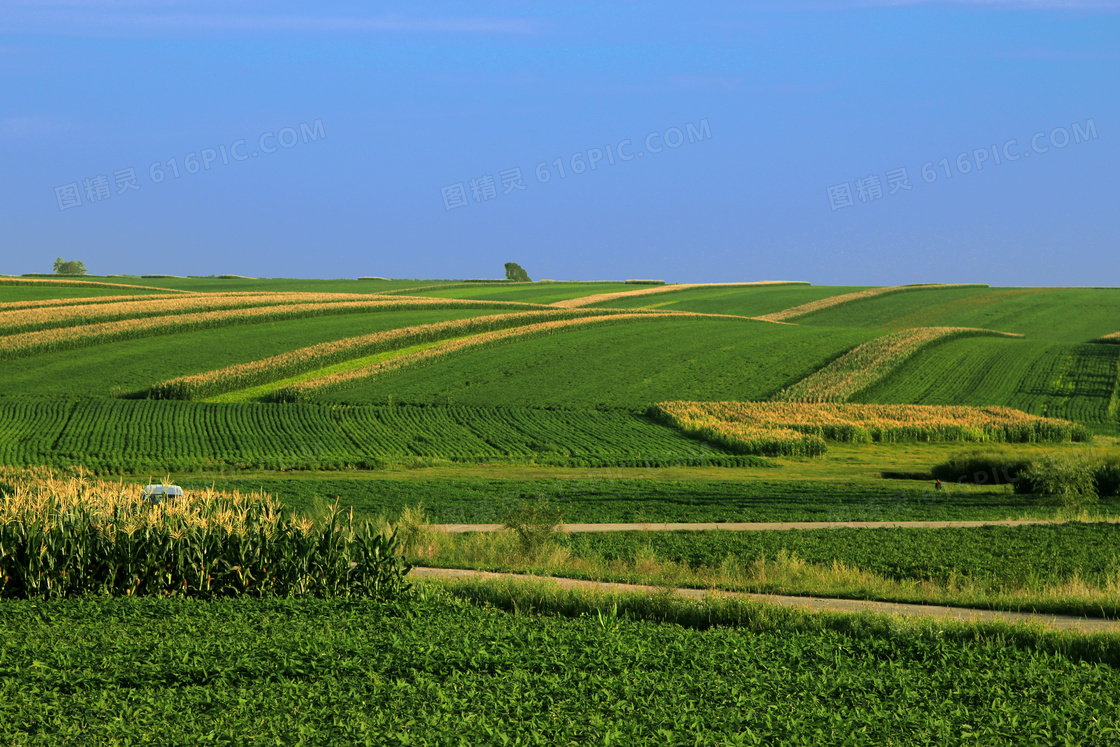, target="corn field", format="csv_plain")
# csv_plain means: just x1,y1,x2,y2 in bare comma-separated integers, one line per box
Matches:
0,467,410,600
654,401,1090,453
